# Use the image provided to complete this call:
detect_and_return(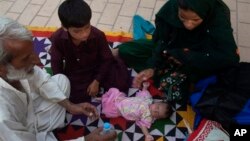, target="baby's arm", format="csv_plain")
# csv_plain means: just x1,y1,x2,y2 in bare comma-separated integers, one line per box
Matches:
140,126,154,141
142,81,150,91
136,81,152,99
